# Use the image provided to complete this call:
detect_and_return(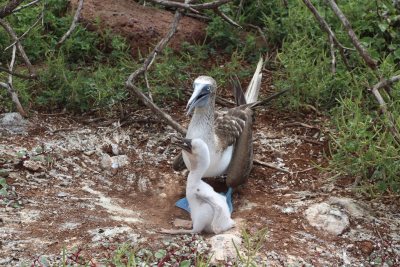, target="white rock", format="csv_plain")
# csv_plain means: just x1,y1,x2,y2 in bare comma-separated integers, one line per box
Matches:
23,160,44,172
0,112,29,134
304,202,349,235
328,197,373,221
208,219,243,264
209,233,242,263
